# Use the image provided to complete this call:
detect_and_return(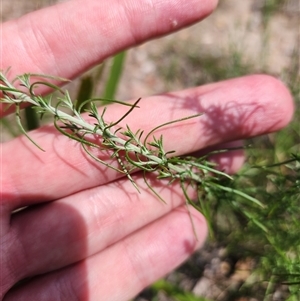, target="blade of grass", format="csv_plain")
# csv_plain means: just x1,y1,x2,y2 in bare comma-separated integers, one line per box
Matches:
103,51,126,100
24,106,40,131
75,76,94,111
